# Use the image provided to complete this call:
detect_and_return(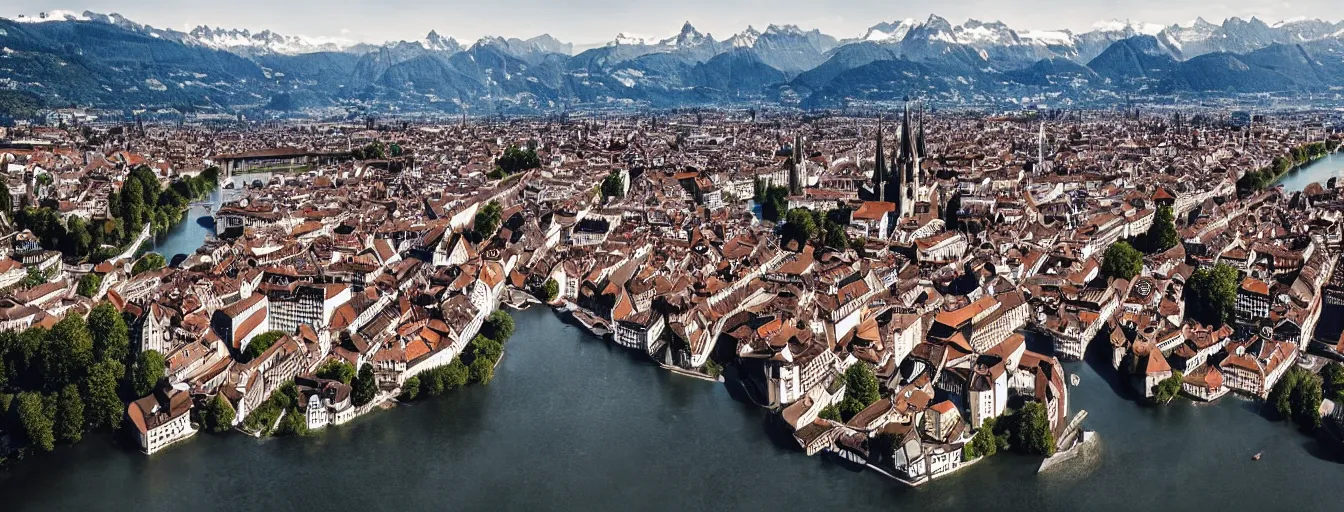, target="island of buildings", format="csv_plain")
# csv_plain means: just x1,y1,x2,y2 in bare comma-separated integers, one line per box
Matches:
1,106,1344,478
